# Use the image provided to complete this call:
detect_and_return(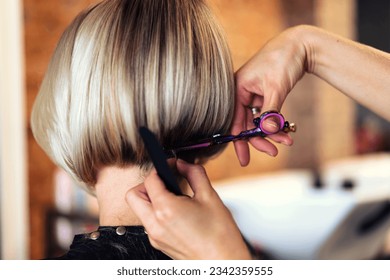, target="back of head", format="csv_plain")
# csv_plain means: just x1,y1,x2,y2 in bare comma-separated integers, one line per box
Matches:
31,0,234,188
